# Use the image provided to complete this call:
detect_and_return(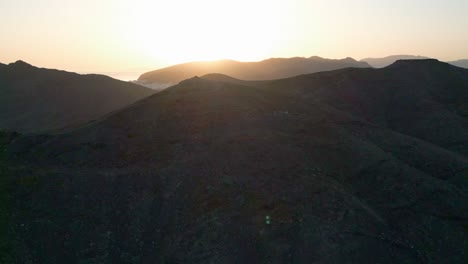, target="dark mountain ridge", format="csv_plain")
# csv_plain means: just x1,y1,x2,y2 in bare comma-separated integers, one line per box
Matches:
0,60,156,133
3,59,468,263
